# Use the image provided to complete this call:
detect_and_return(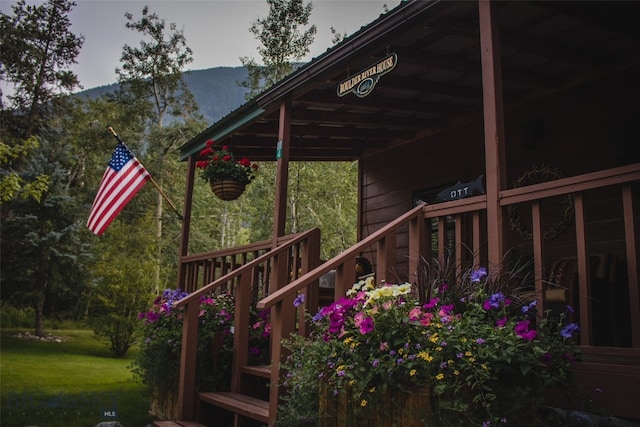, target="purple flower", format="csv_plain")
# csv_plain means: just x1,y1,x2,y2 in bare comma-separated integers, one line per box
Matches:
476,338,485,345
515,319,537,340
560,322,580,338
495,317,508,327
359,316,375,334
372,358,380,367
293,293,305,308
483,292,505,310
521,300,537,313
566,305,574,313
471,267,488,282
423,297,439,310
396,358,404,365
